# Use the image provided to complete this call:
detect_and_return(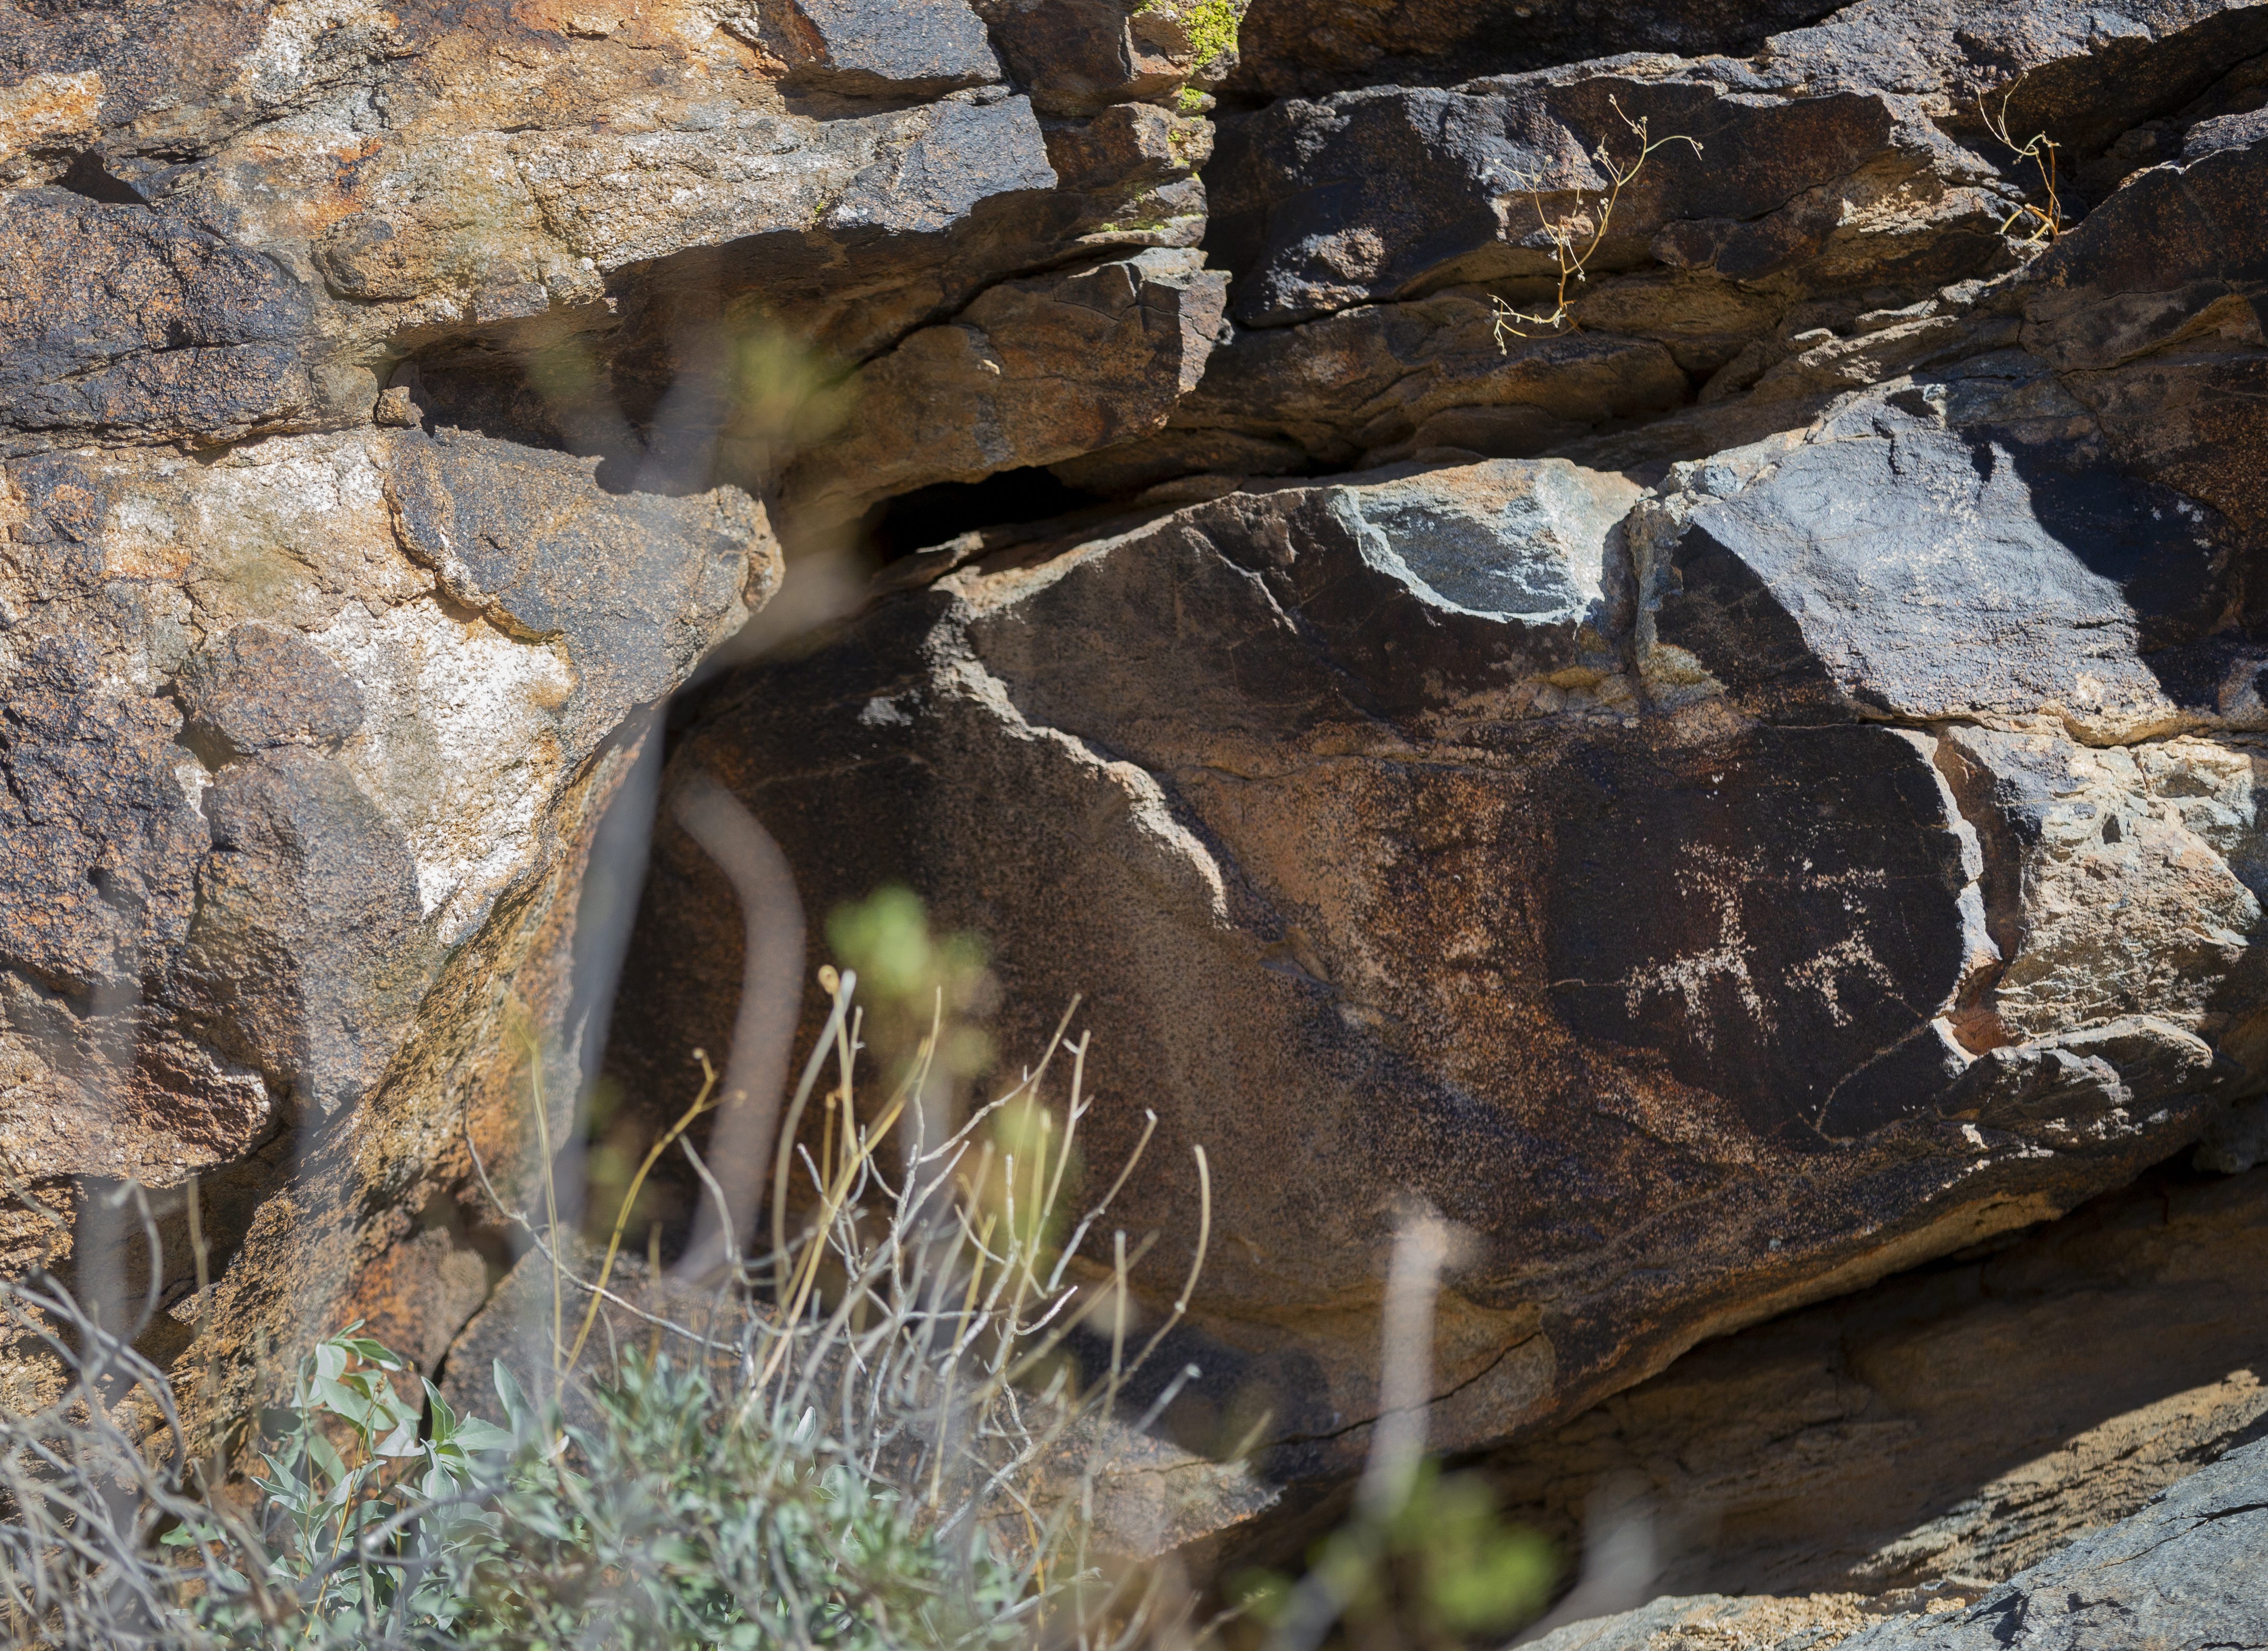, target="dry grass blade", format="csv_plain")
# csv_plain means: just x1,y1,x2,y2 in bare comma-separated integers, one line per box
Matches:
0,949,1215,1651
